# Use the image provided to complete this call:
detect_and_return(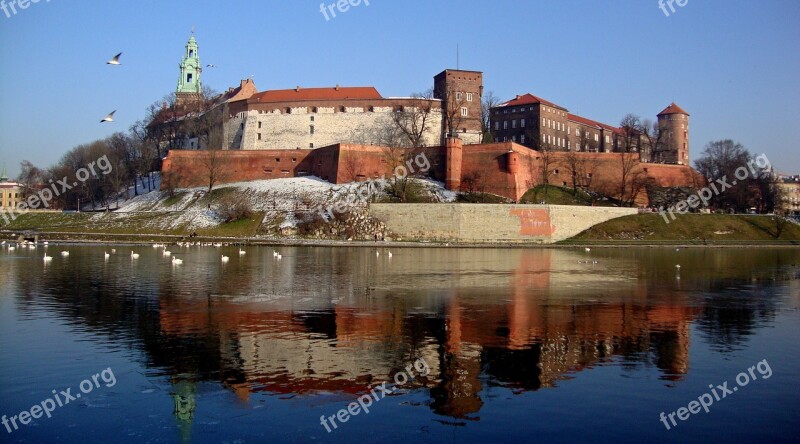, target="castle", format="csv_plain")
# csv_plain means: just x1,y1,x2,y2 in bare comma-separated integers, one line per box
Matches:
160,34,701,205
